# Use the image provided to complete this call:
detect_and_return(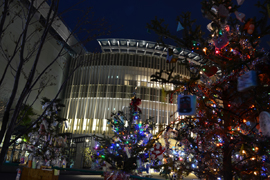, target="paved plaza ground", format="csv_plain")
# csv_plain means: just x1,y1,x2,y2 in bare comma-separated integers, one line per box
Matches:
0,172,199,180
